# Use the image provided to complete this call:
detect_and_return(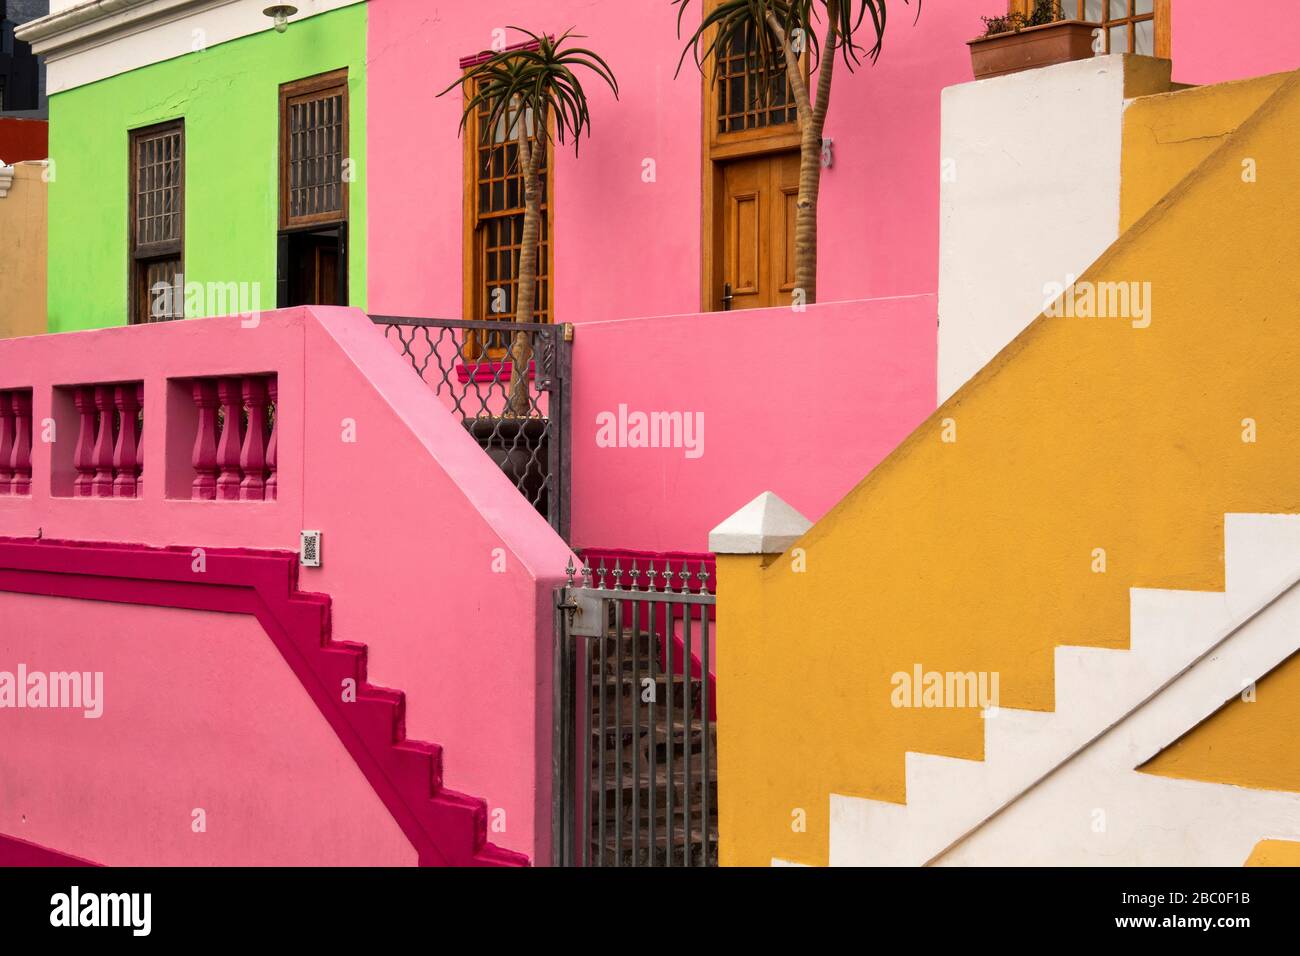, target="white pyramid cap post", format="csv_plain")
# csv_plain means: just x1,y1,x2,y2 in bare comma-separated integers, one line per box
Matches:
709,491,812,555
